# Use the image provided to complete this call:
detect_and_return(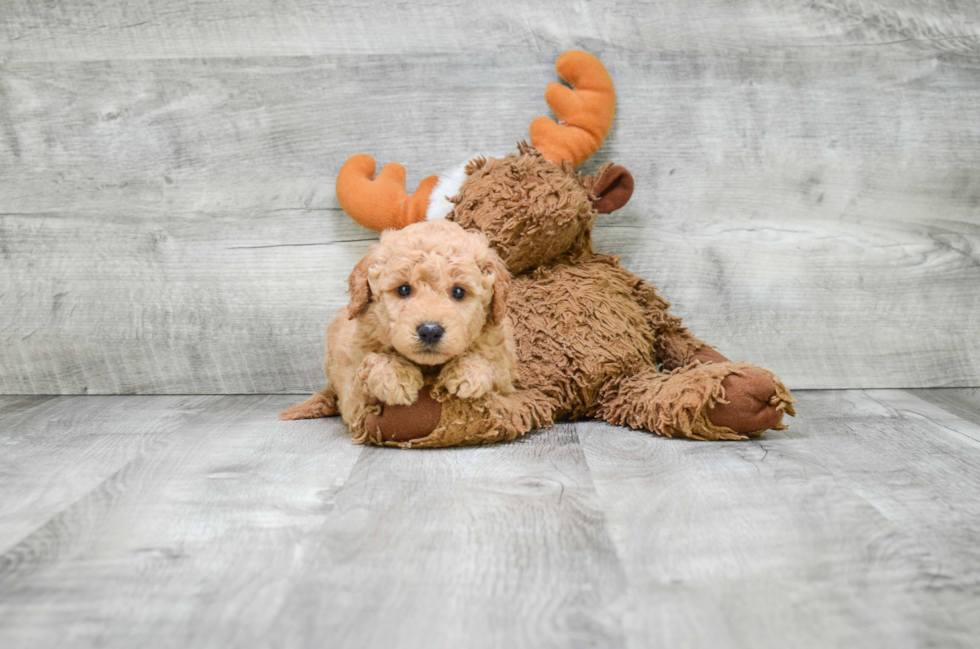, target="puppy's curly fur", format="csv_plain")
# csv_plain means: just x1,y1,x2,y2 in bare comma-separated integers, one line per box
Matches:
280,220,516,442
